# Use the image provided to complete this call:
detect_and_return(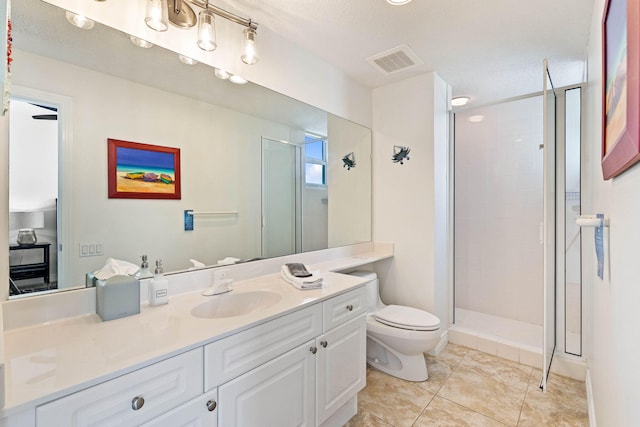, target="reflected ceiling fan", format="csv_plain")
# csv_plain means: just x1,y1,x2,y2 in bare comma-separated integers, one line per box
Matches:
30,103,58,120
